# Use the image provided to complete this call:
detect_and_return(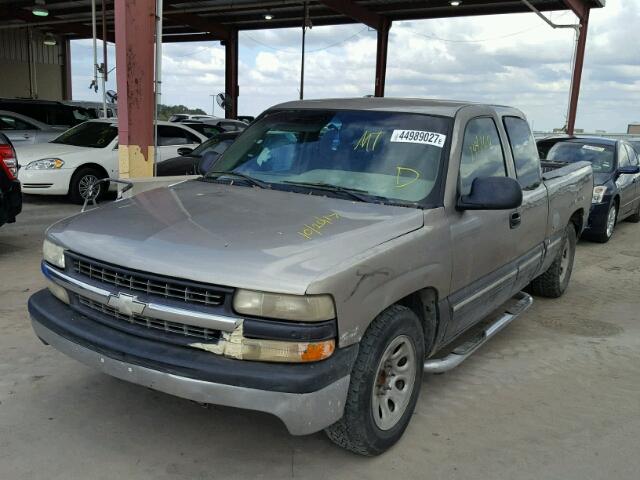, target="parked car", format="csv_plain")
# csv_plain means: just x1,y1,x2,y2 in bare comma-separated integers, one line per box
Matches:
168,113,214,122
29,98,592,455
0,133,22,227
157,131,239,176
178,122,226,139
0,98,96,127
17,119,206,203
0,110,66,147
63,101,117,118
629,139,640,154
537,136,640,242
238,115,255,124
179,117,247,133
